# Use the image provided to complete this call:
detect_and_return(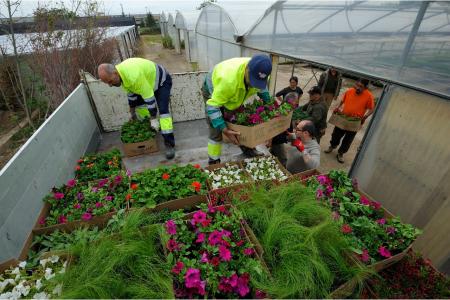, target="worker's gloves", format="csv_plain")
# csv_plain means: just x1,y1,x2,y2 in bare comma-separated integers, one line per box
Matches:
150,118,160,131
291,139,305,152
